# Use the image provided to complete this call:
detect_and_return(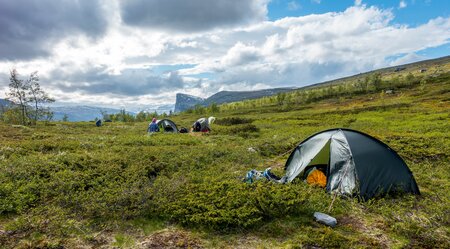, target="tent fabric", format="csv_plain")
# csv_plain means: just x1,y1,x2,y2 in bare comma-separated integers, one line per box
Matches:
193,116,215,132
341,130,419,199
156,119,178,133
327,130,358,195
284,128,420,200
285,130,335,182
